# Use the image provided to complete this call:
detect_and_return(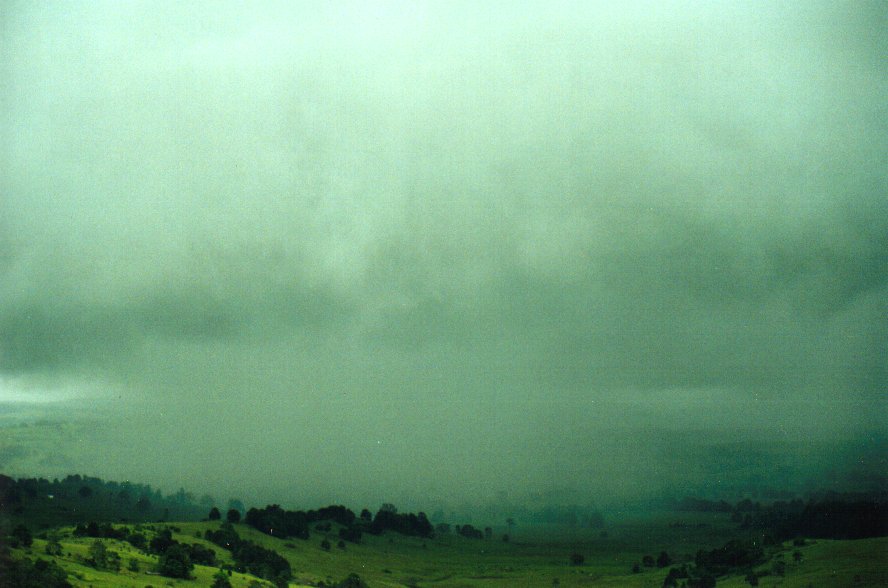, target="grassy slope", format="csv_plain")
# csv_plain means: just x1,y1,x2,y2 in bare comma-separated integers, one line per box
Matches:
9,515,887,587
